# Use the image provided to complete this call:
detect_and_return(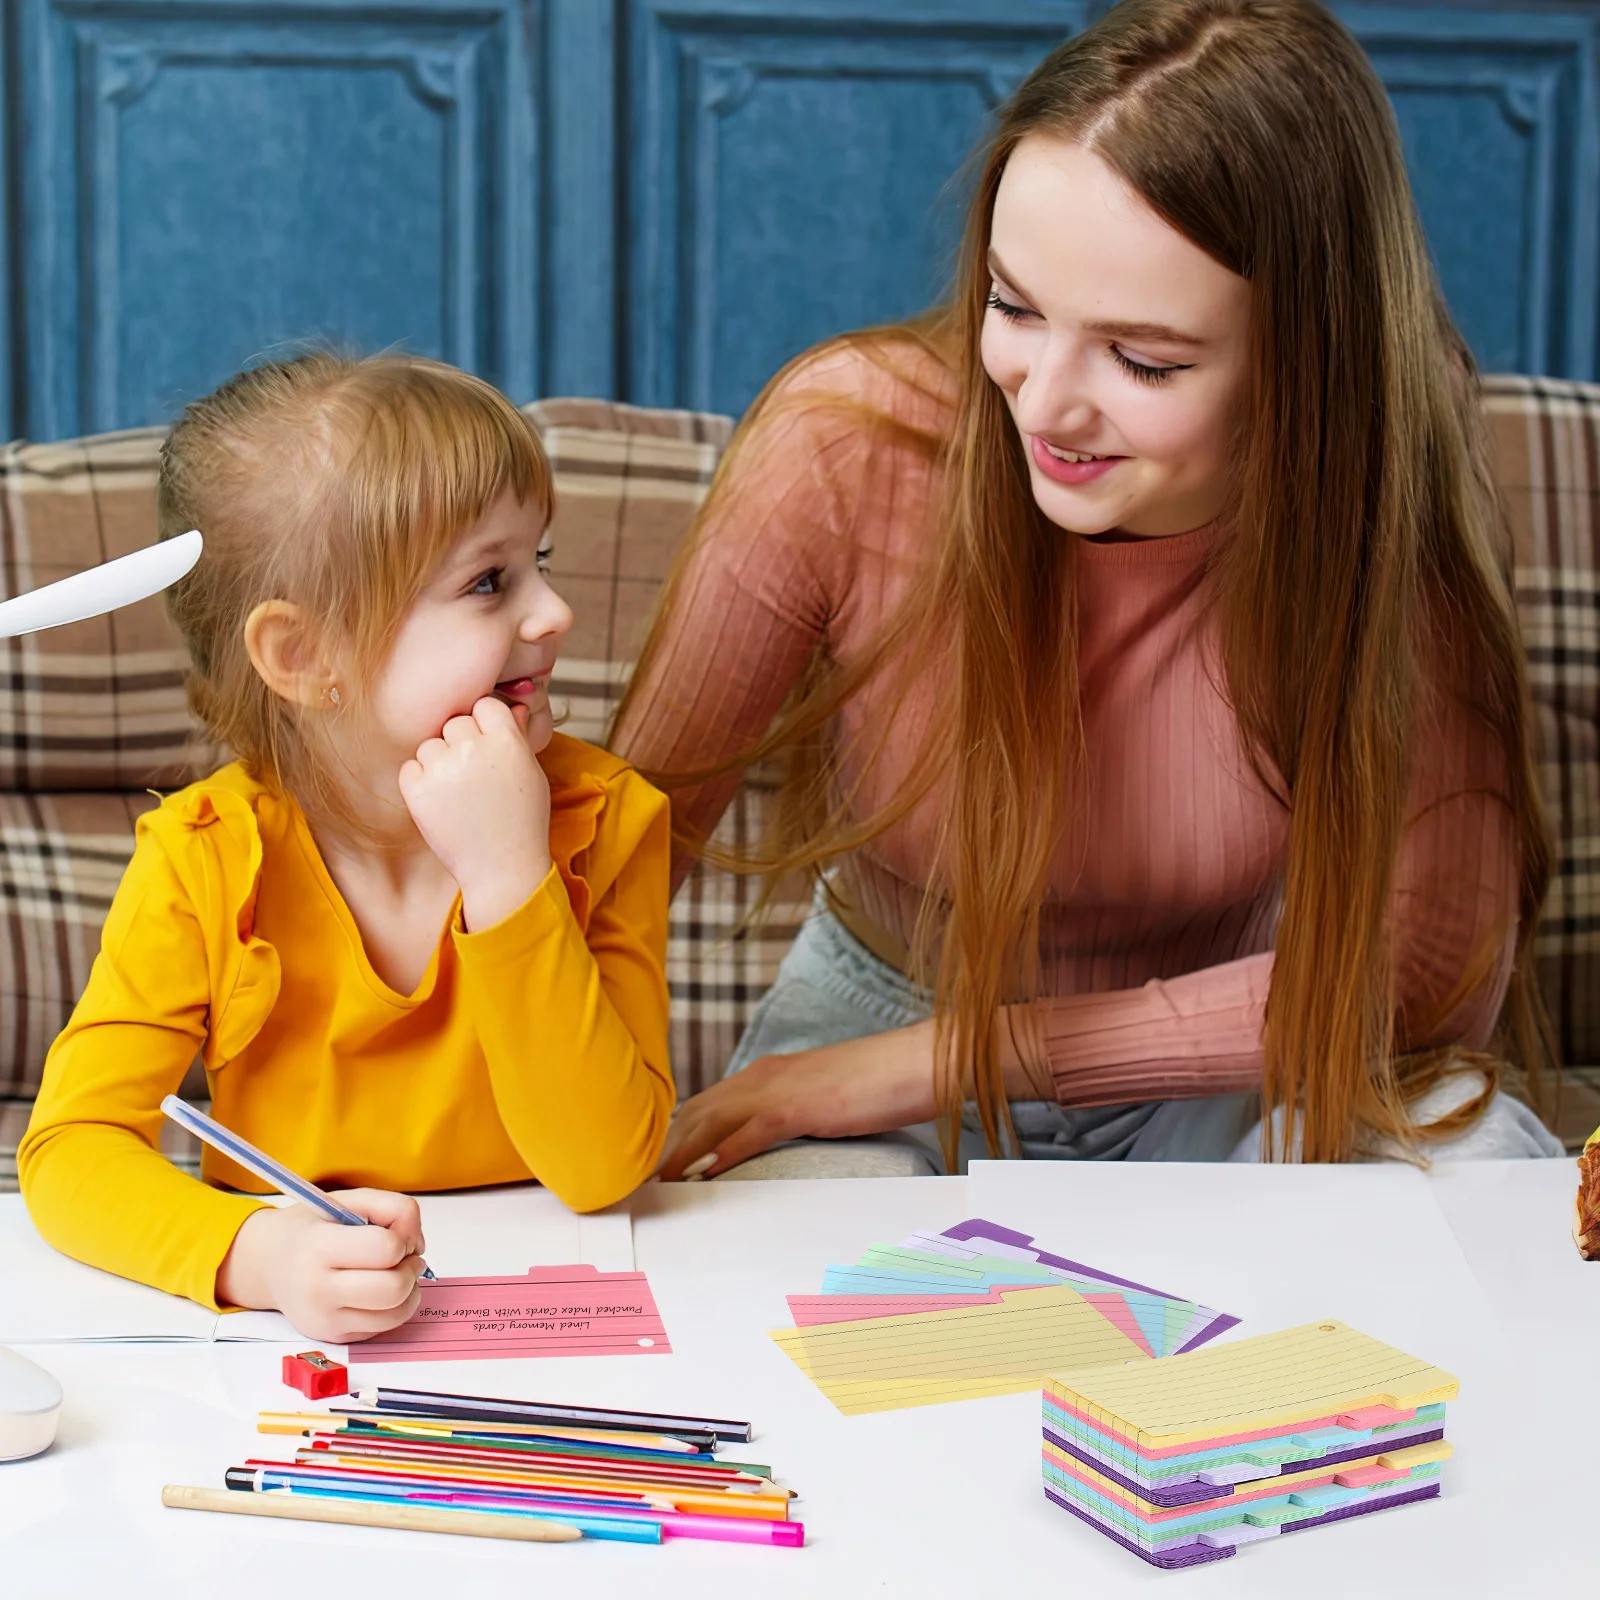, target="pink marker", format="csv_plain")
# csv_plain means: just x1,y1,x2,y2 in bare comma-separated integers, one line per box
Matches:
426,1489,804,1546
